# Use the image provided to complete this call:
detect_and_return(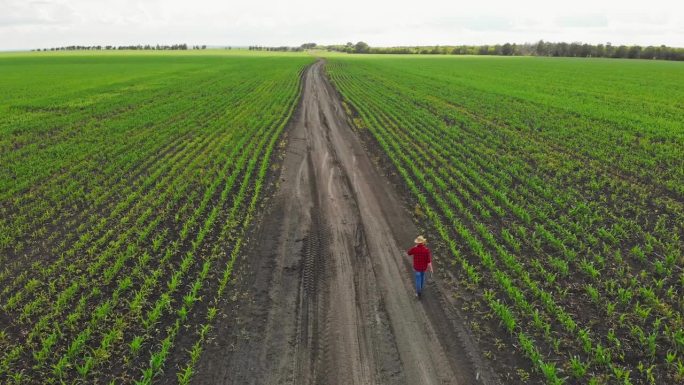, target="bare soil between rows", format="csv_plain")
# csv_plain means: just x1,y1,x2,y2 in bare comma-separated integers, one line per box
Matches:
190,60,506,385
